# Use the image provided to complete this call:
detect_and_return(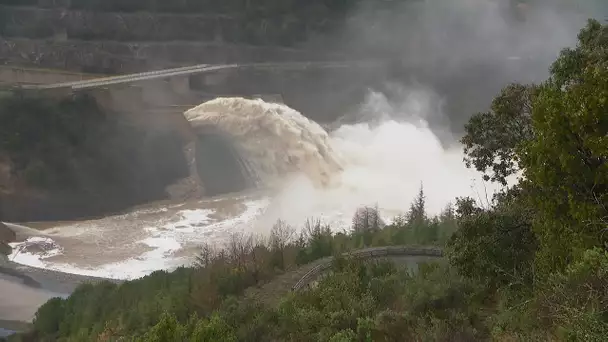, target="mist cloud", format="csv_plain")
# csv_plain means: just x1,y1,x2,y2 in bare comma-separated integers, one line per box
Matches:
307,0,607,137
